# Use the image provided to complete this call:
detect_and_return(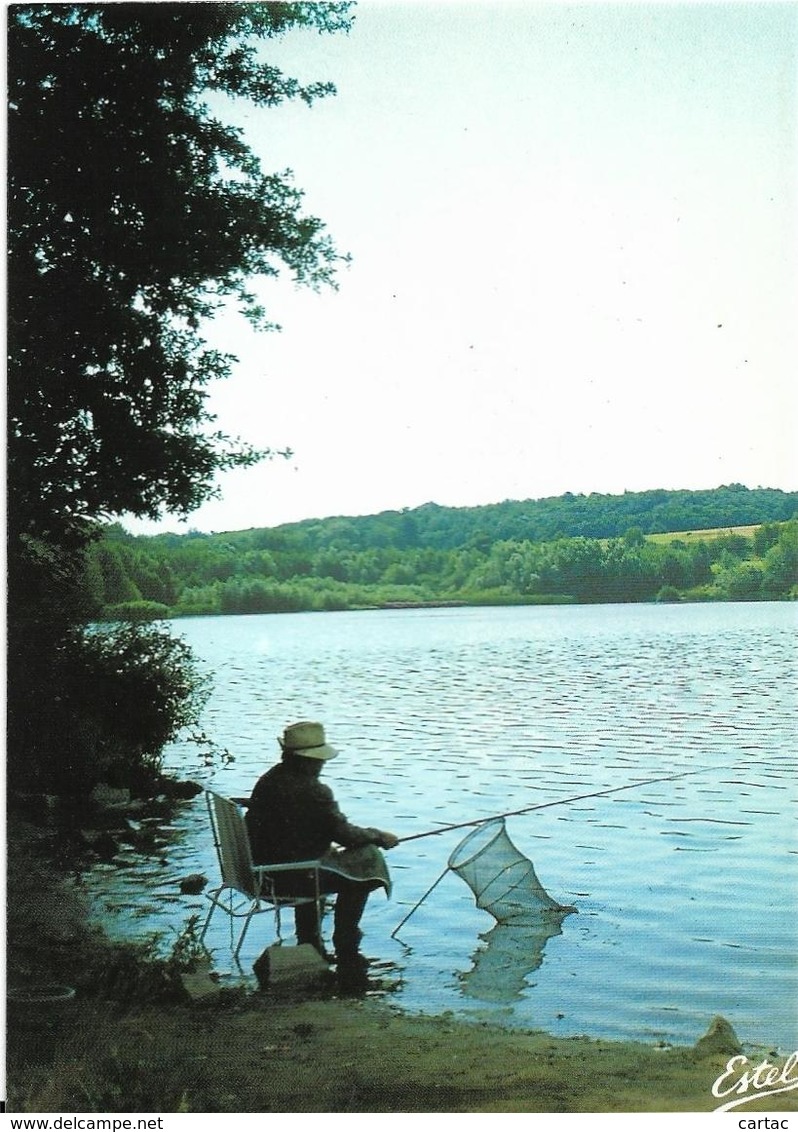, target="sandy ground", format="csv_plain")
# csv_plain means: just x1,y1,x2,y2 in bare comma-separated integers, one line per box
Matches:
7,814,797,1114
